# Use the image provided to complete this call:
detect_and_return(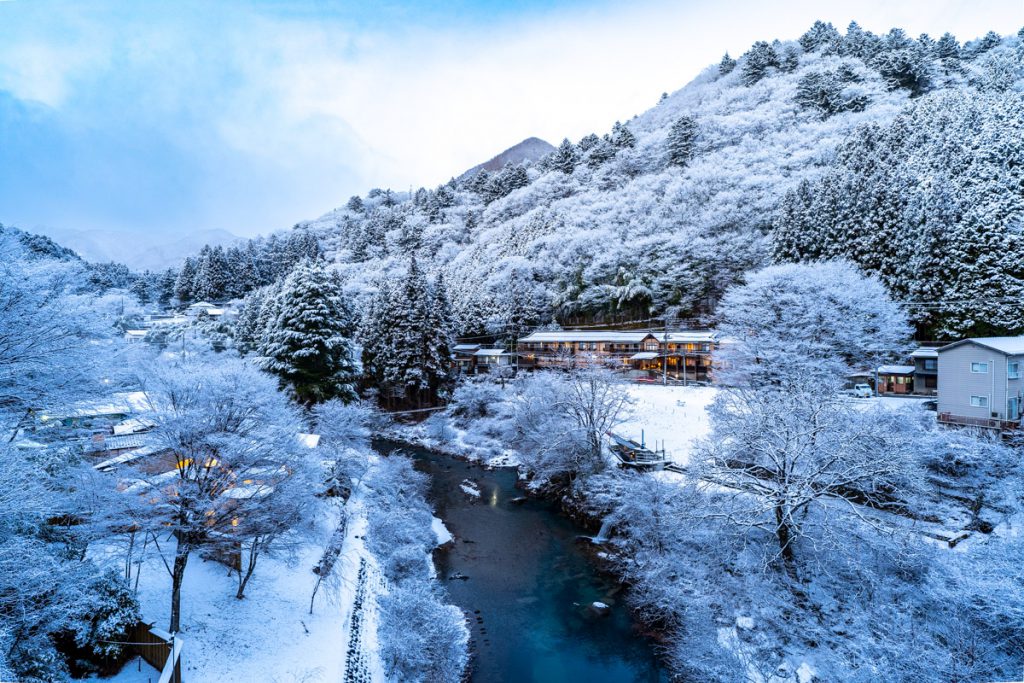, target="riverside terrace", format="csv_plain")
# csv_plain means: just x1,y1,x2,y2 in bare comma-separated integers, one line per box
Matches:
515,329,720,383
